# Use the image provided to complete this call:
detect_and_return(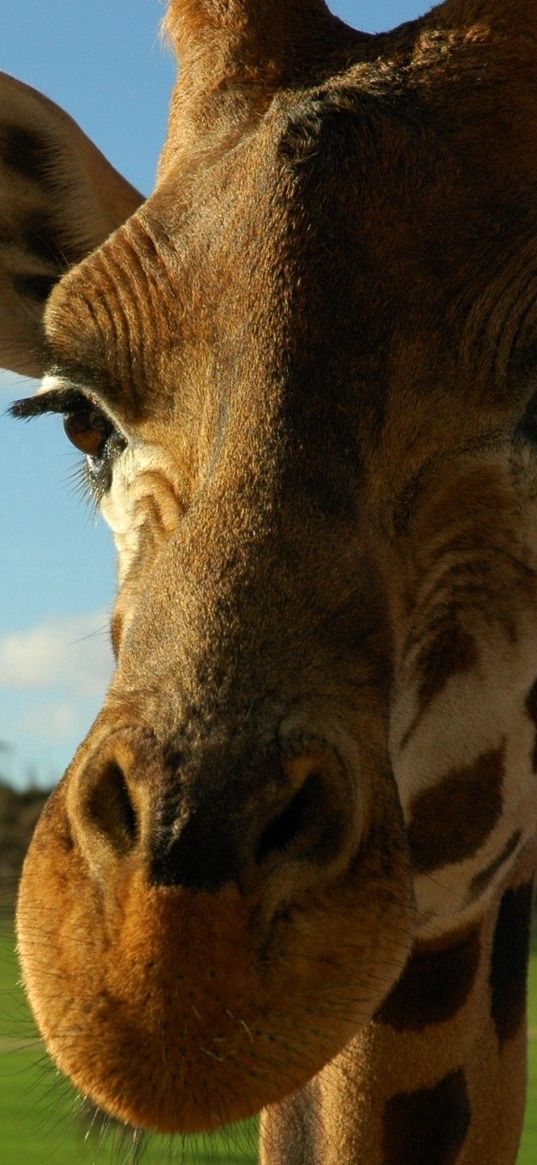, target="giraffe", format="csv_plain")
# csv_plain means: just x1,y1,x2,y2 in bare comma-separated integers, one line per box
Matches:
2,0,537,1161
